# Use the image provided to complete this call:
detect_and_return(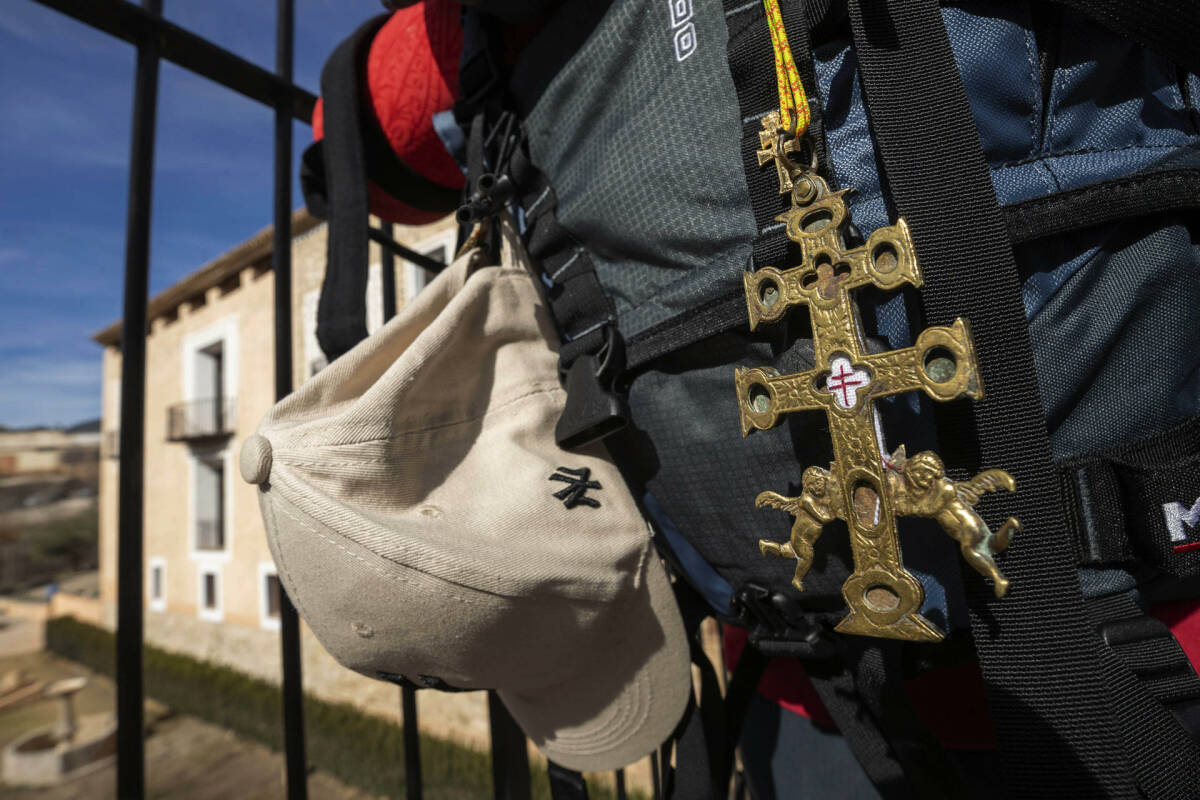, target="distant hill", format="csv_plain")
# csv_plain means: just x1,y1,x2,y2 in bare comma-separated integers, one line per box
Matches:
0,419,101,434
